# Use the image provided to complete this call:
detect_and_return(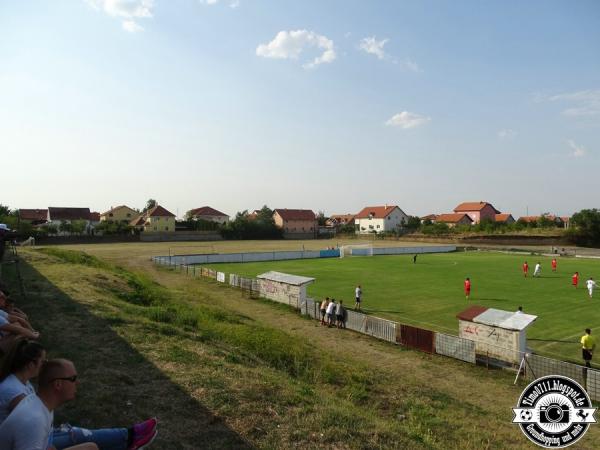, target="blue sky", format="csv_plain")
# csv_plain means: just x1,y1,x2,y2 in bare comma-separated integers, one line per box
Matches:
1,0,599,218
